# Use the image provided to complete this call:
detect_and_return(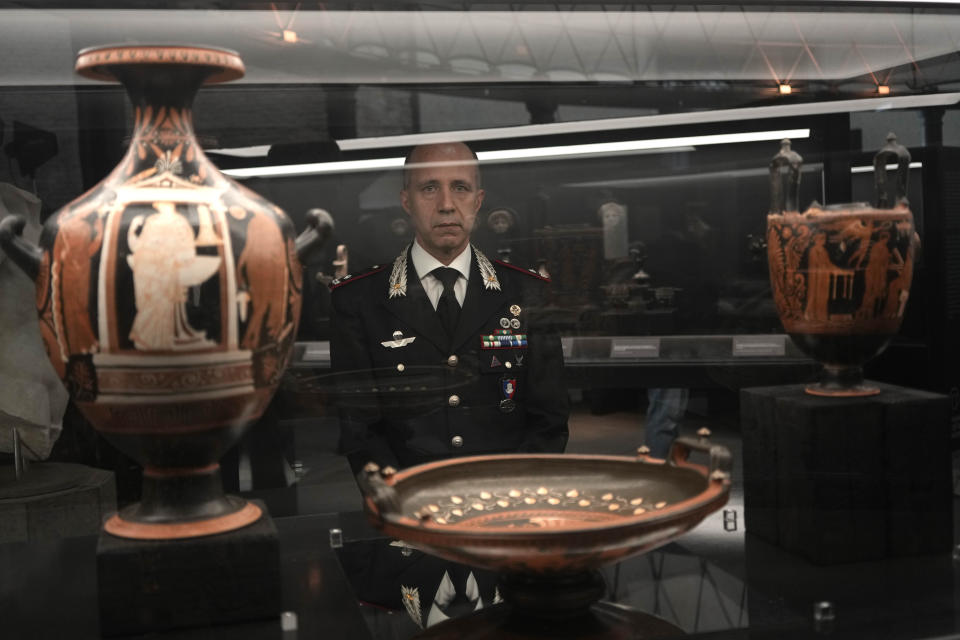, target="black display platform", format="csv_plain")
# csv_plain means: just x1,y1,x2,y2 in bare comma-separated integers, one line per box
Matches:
0,462,115,543
1,479,958,640
741,382,953,565
96,500,281,637
415,601,684,639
